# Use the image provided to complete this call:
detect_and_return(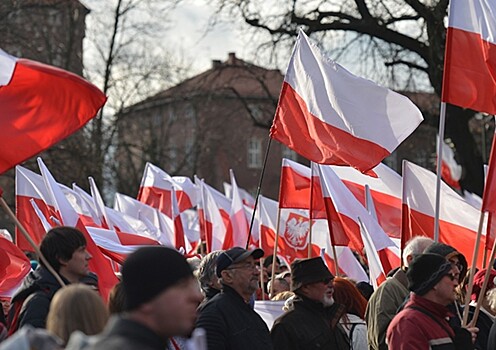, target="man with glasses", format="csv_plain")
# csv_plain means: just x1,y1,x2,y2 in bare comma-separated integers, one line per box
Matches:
195,247,273,350
270,257,350,350
387,253,476,349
